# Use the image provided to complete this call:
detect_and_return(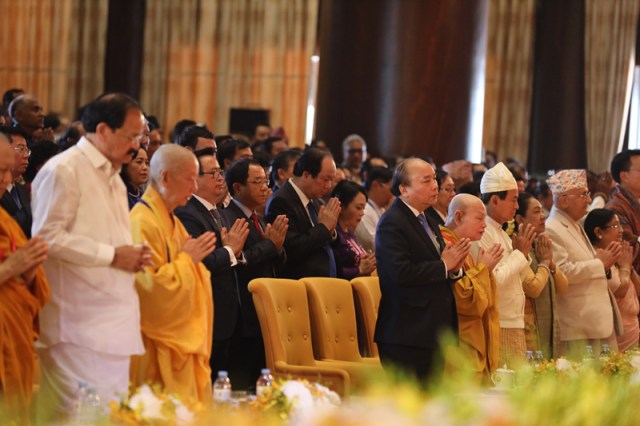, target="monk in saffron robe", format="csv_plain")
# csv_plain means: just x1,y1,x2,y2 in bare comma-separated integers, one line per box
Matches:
130,145,217,403
0,135,49,417
440,194,503,383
